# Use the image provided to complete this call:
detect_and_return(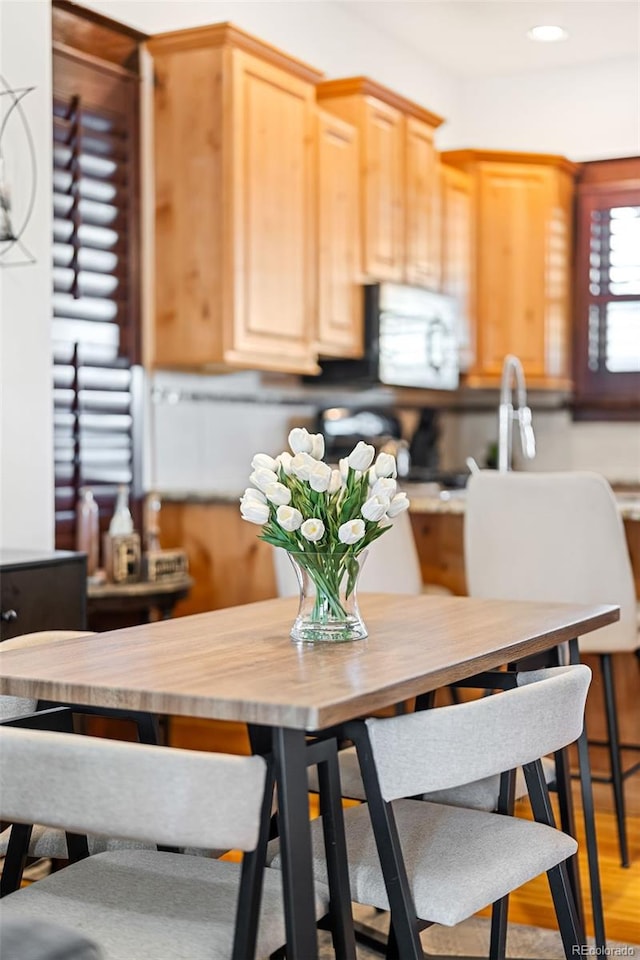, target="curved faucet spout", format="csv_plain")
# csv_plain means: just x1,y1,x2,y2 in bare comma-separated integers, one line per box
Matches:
500,354,527,409
498,354,536,472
